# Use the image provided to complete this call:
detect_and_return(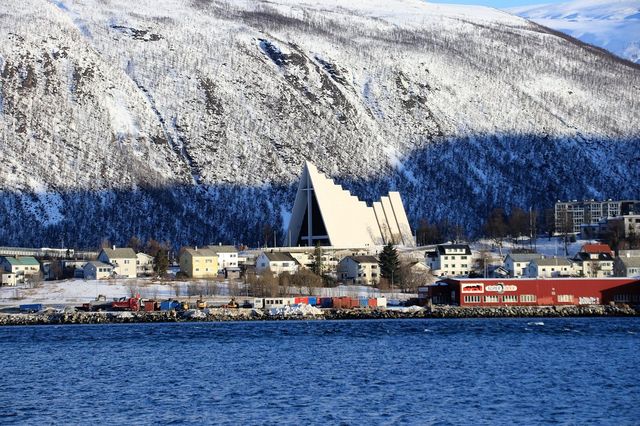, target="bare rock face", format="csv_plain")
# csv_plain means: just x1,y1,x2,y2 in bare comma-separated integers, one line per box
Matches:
1,0,639,248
